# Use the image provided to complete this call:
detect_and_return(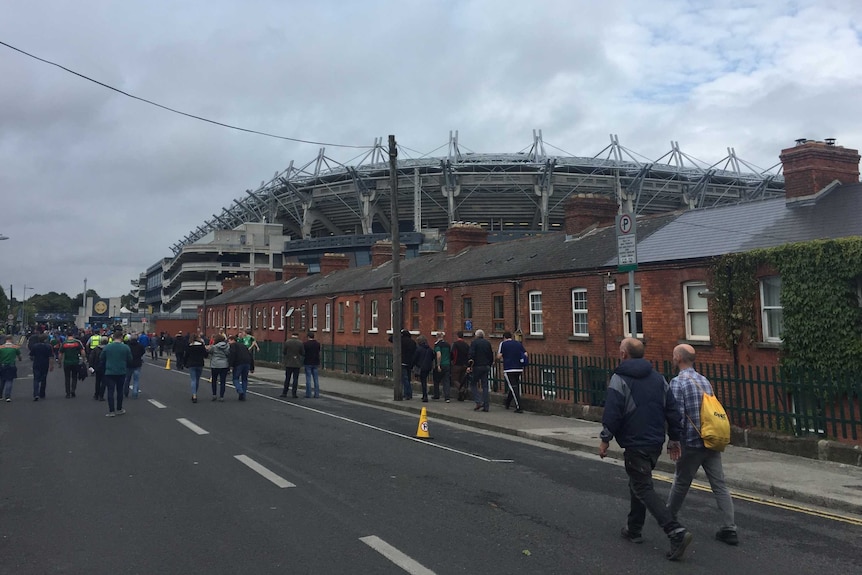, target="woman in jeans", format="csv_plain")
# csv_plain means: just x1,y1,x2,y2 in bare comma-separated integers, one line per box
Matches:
184,333,208,403
208,334,230,401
